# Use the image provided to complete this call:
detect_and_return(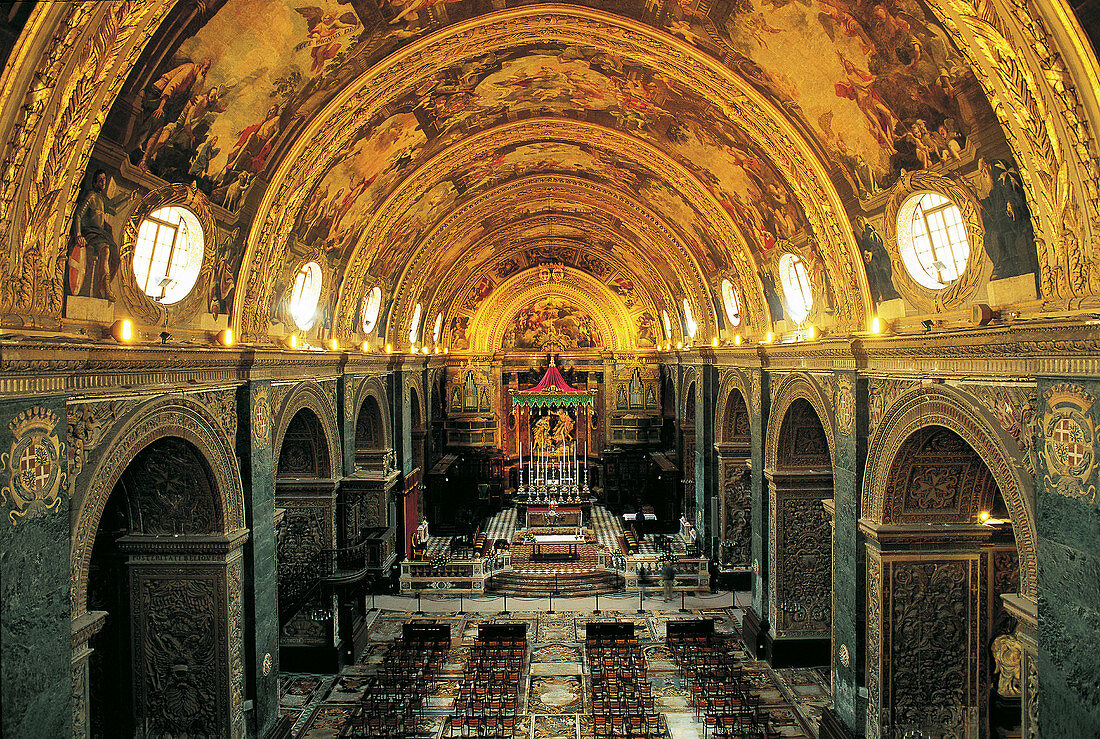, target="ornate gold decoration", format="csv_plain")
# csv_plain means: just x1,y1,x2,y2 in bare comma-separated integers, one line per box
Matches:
1,407,65,524
1040,383,1097,503
0,0,174,322
252,386,271,445
882,170,987,313
764,372,835,471
237,6,868,341
119,184,218,325
992,633,1023,698
466,265,635,353
835,374,855,437
272,381,341,479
